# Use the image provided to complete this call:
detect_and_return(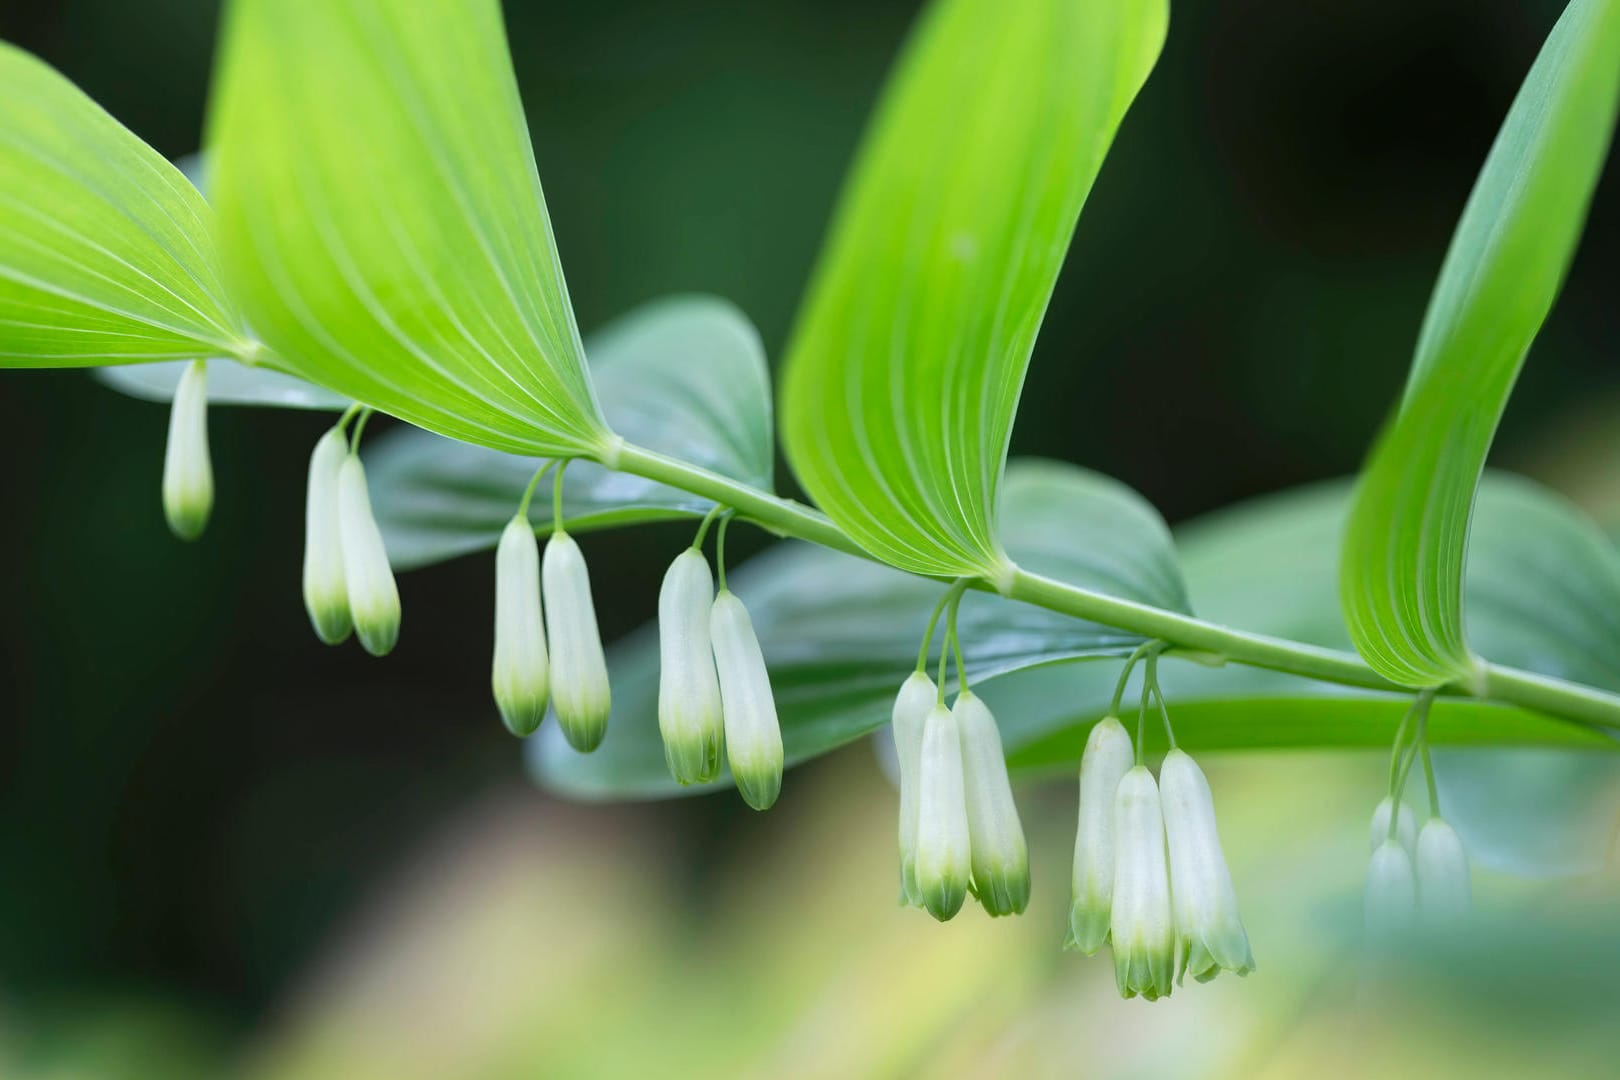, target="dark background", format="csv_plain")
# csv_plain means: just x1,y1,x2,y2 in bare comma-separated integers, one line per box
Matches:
0,0,1615,1040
